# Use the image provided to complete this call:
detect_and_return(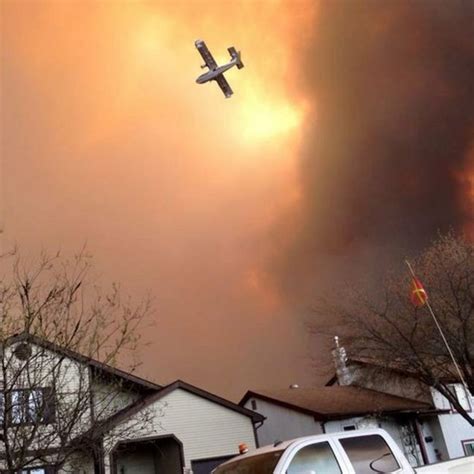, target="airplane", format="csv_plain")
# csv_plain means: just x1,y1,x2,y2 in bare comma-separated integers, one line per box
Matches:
195,39,244,98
